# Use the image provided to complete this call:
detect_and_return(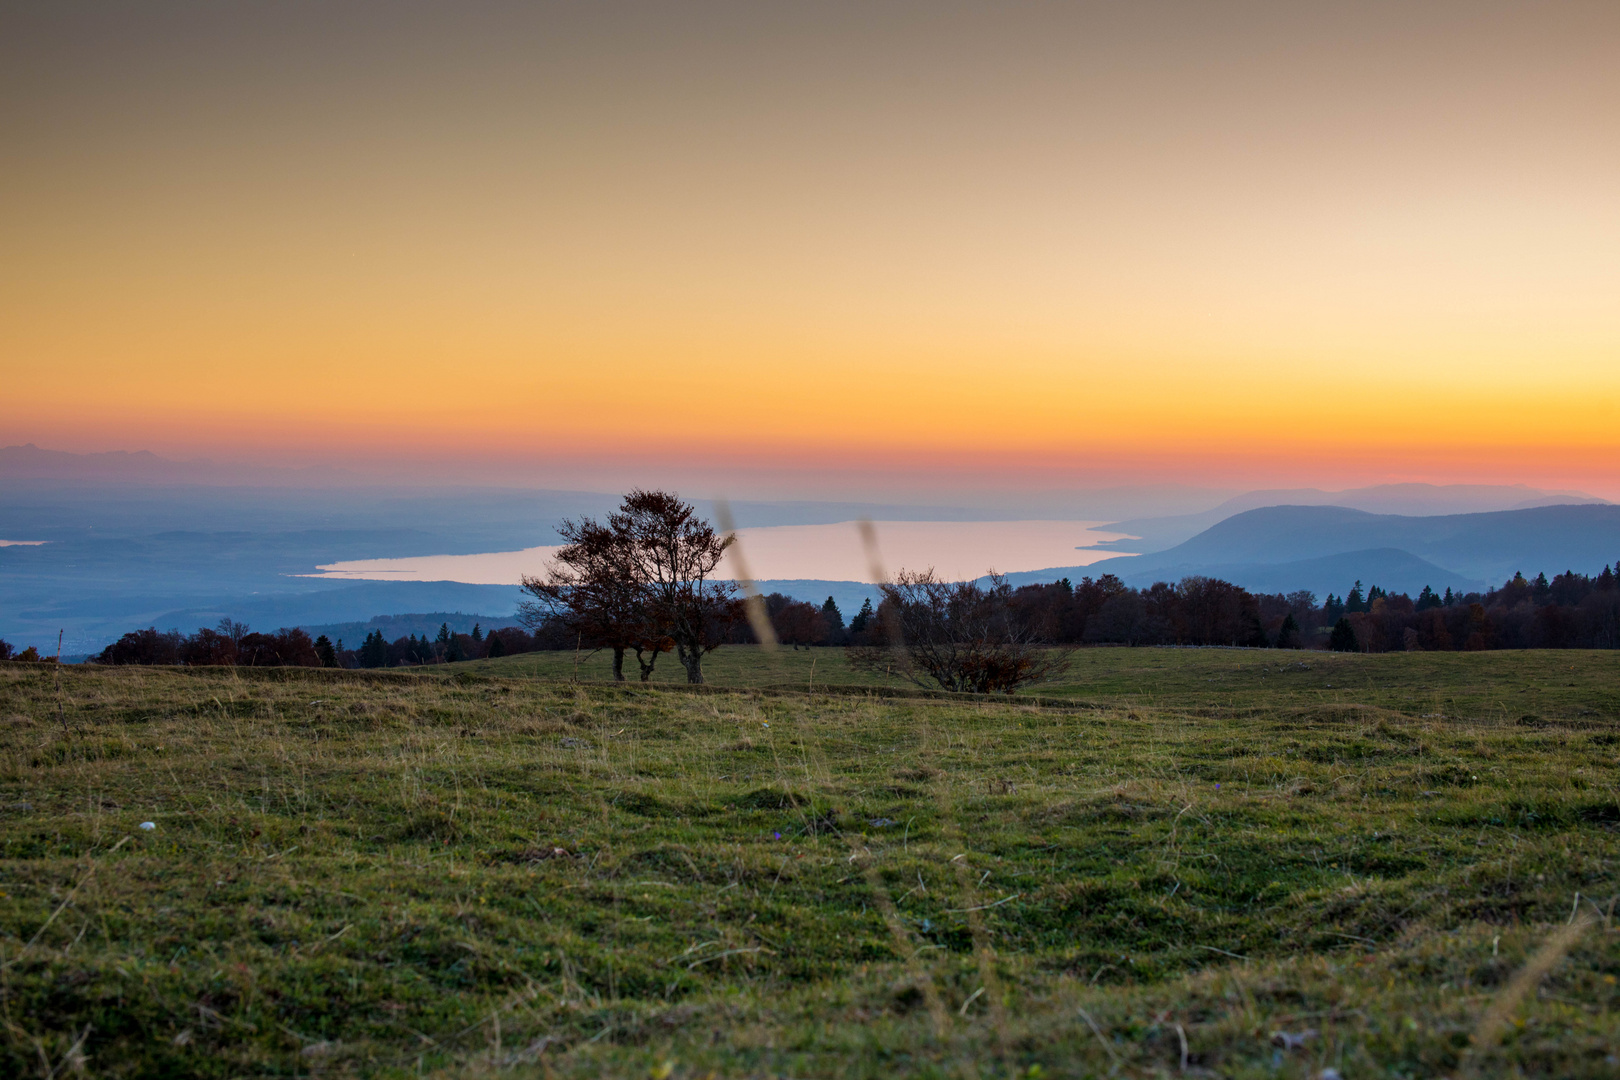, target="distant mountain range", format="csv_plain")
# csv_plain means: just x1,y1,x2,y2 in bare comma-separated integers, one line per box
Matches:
1005,503,1620,598
0,442,353,486
1097,483,1610,554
